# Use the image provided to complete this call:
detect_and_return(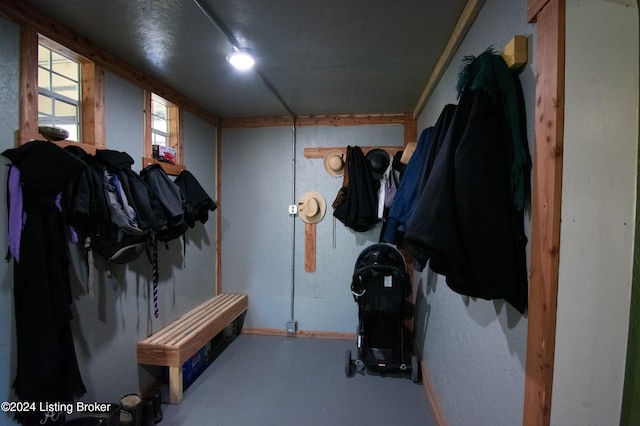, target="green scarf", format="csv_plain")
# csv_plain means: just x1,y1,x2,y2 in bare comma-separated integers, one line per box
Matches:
456,47,532,212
